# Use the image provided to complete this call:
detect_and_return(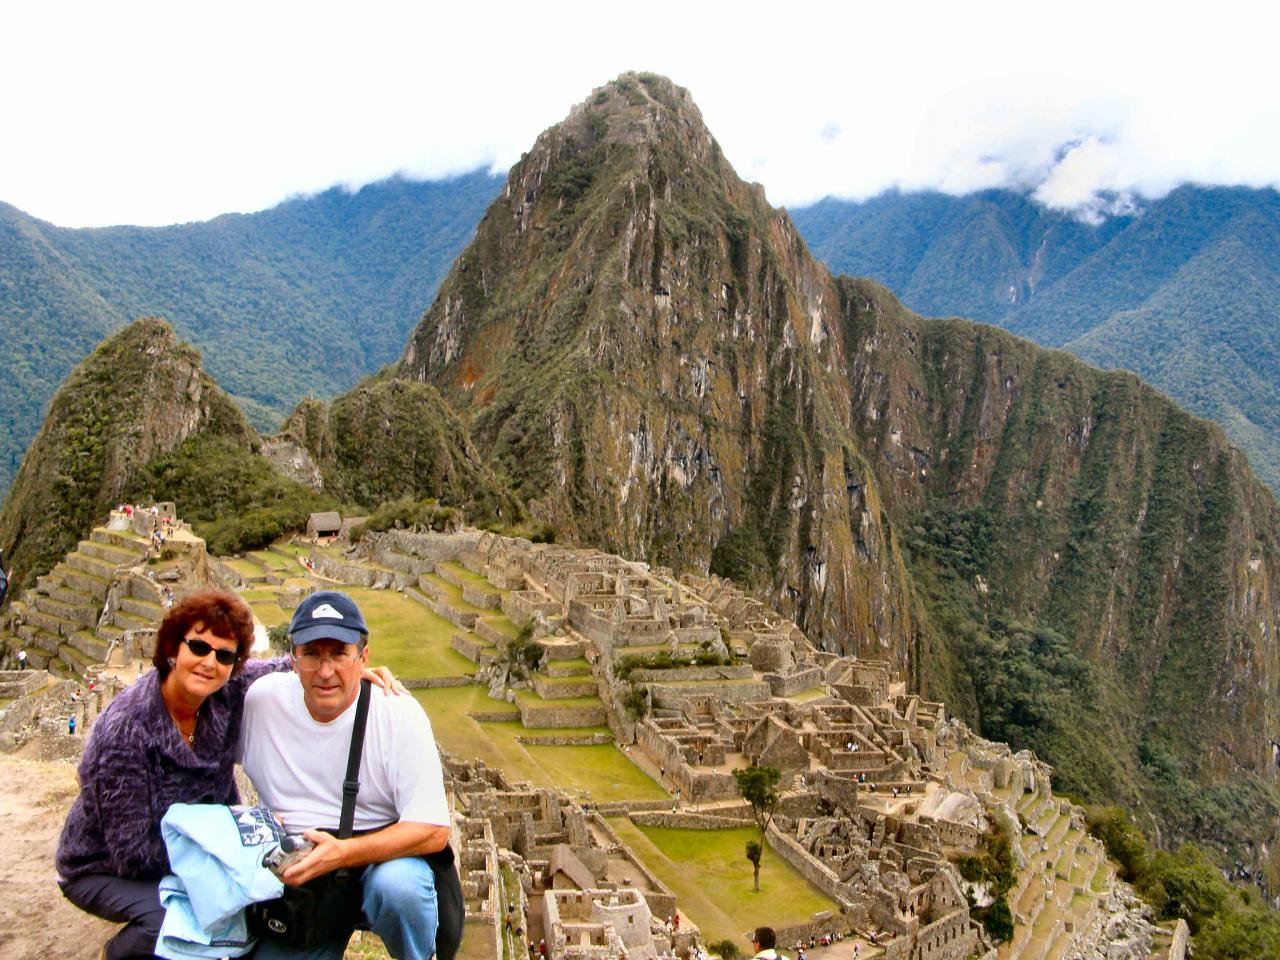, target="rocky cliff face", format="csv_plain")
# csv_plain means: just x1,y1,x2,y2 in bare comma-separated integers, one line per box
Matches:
0,317,254,589
397,74,1280,860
